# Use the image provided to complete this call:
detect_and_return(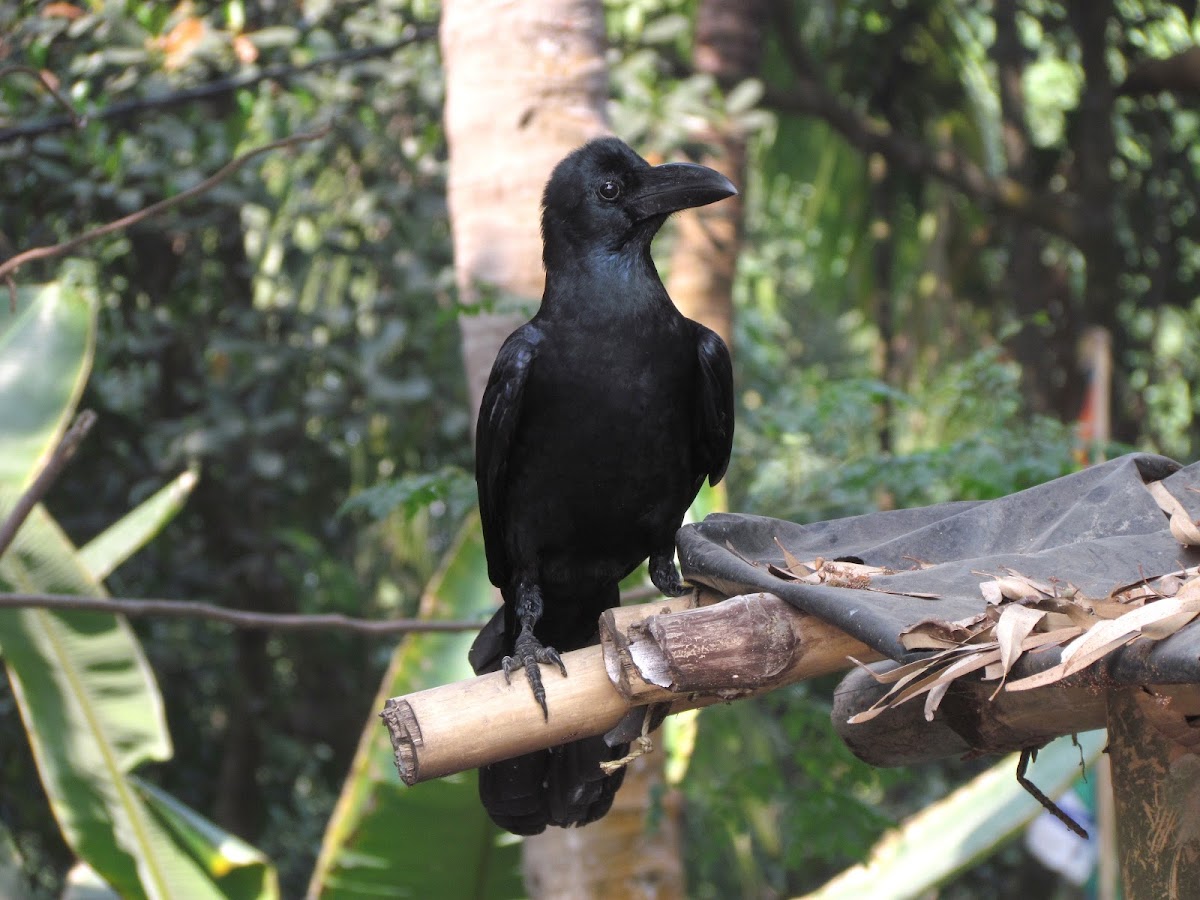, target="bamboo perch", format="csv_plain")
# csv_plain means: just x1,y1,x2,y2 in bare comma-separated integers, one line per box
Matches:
382,591,881,785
